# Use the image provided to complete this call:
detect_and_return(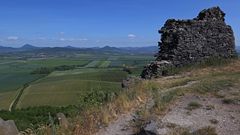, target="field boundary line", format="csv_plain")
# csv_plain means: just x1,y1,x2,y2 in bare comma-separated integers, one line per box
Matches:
8,75,48,111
